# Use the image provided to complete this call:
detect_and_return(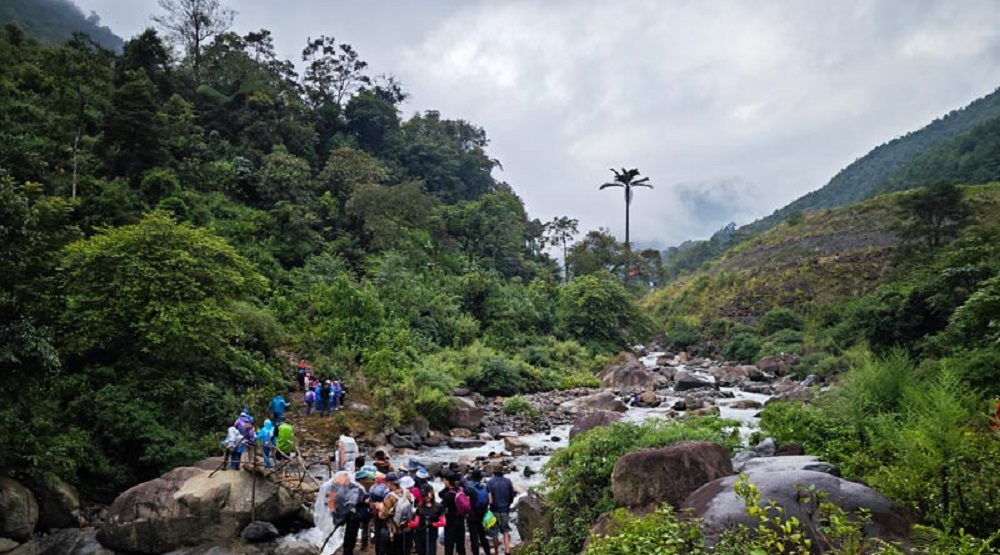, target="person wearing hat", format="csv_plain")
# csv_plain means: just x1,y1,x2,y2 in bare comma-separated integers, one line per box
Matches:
355,469,375,552
415,467,431,489
374,450,395,474
401,475,422,506
404,458,421,474
376,472,414,555
342,469,373,555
